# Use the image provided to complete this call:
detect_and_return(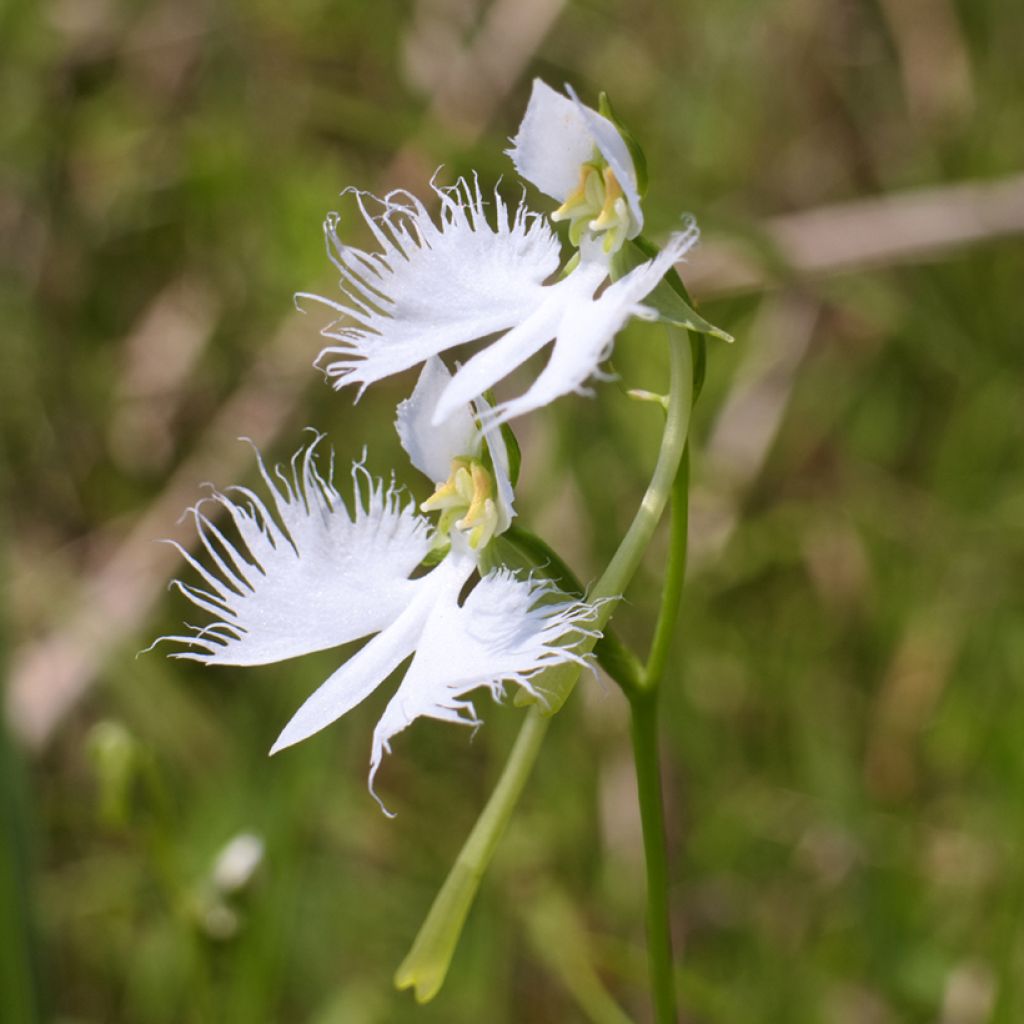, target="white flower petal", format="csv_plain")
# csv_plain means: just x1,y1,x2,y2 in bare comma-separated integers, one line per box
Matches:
270,546,477,755
369,564,601,785
268,605,424,757
310,178,561,393
396,357,478,484
508,79,643,238
490,227,700,424
479,411,516,534
506,79,597,204
432,258,608,423
564,84,643,238
163,436,432,666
